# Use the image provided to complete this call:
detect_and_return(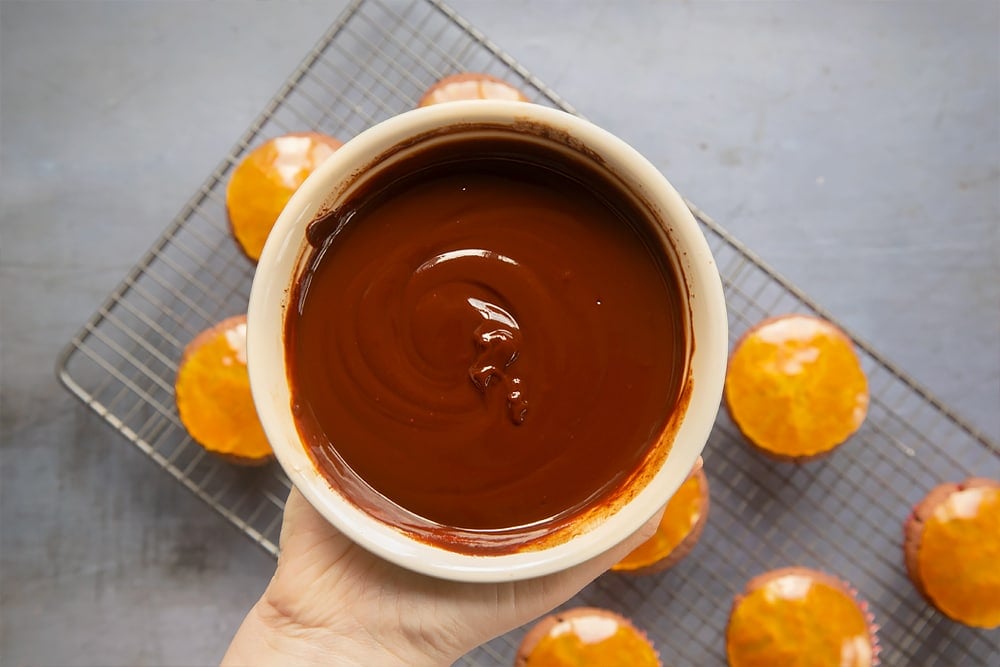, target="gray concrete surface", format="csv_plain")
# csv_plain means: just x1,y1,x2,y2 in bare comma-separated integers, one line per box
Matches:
2,1,997,665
